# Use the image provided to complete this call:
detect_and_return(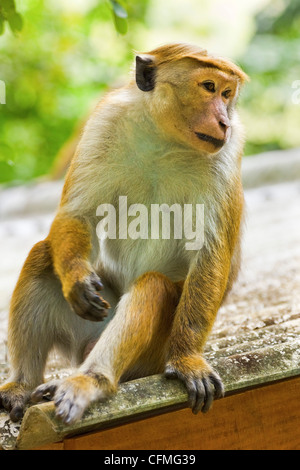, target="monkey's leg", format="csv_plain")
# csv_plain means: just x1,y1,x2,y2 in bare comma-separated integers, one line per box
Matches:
165,243,232,415
32,272,182,425
0,241,58,421
0,239,111,422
